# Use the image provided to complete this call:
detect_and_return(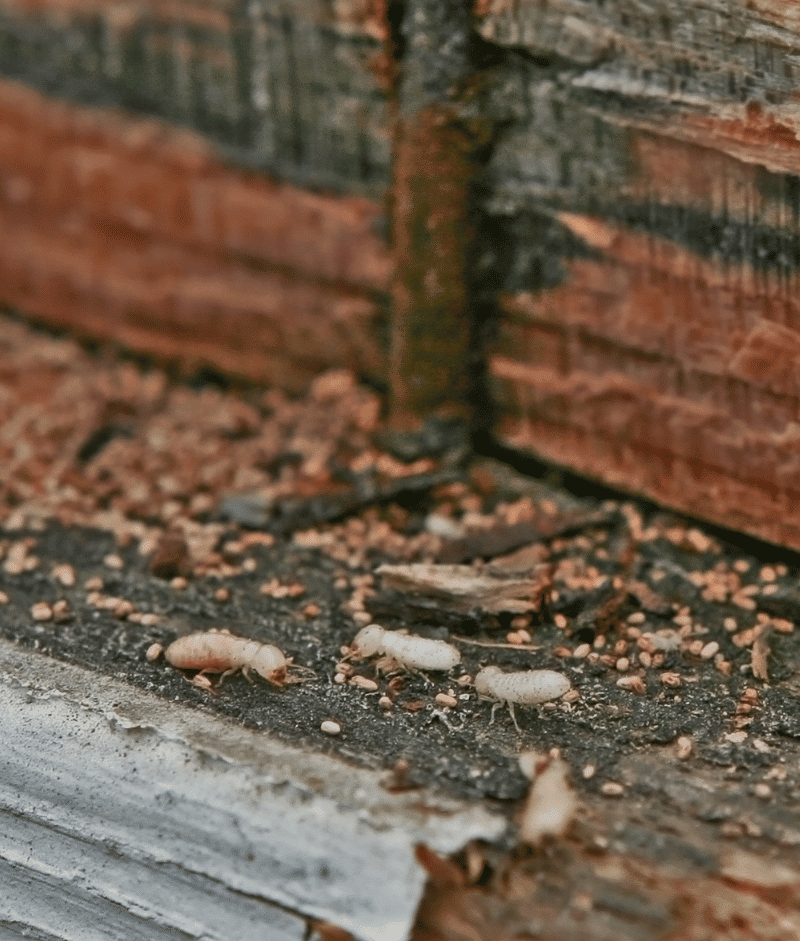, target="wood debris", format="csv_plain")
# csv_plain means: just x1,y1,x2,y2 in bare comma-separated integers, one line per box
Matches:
751,625,772,682
375,562,553,615
437,509,618,563
262,468,461,534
